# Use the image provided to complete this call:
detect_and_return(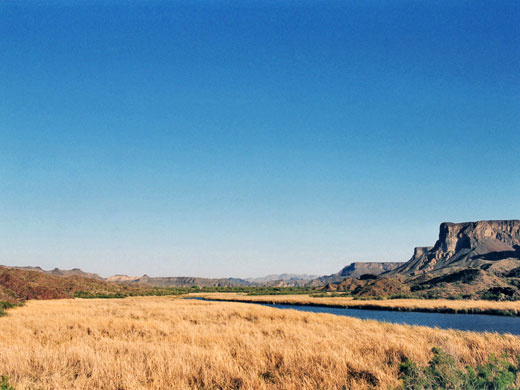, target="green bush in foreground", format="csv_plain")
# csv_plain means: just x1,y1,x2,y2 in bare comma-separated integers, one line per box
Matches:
0,376,14,390
399,347,520,390
0,302,18,317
